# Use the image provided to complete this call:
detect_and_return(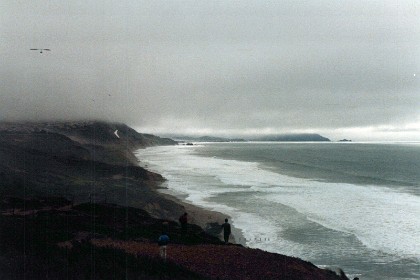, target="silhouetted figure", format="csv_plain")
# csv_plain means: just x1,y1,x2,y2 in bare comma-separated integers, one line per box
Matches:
158,232,169,260
221,218,231,244
179,212,188,232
